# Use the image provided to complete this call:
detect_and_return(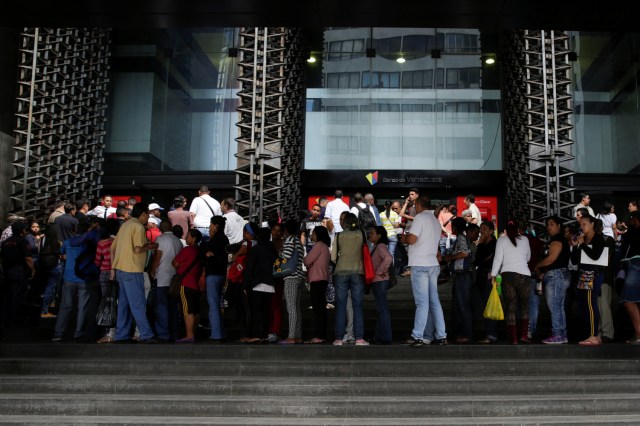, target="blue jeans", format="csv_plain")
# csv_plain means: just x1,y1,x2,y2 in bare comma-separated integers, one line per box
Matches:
154,286,178,341
115,270,154,341
453,272,473,339
42,262,63,314
411,265,446,340
372,280,392,343
53,281,89,338
544,268,570,338
387,236,397,262
528,278,540,335
206,275,226,339
334,273,365,340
